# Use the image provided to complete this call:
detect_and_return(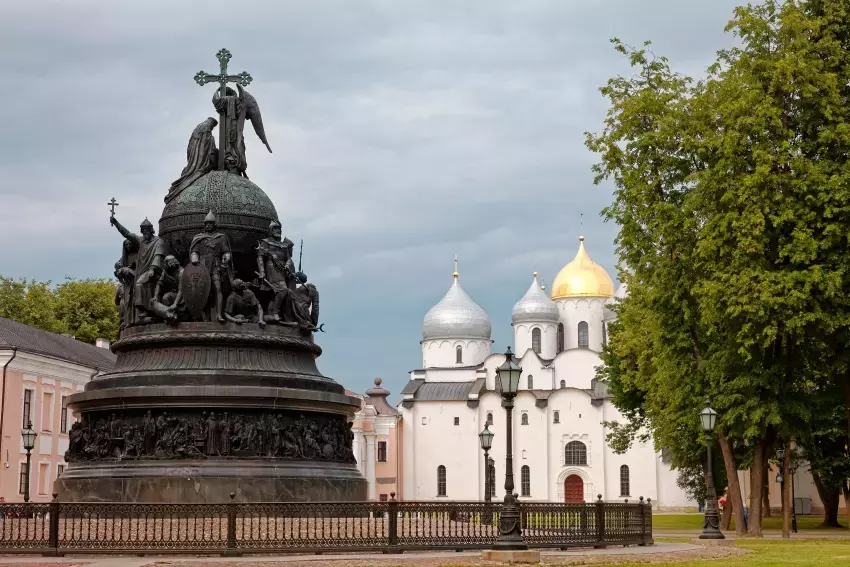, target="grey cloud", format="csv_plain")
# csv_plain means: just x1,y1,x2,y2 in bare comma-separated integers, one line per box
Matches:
1,0,744,398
